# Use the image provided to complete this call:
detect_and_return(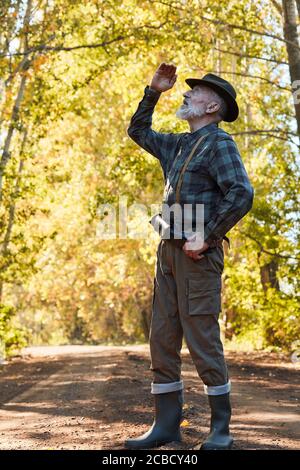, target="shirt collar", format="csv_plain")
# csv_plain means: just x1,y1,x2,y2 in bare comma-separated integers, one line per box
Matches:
184,122,218,146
